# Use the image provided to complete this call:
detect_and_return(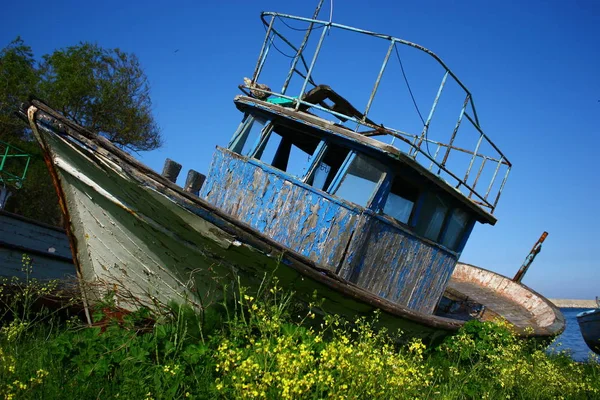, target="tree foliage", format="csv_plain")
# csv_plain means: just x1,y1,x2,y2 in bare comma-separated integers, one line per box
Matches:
0,37,38,141
0,37,161,225
39,43,161,151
